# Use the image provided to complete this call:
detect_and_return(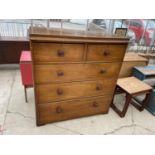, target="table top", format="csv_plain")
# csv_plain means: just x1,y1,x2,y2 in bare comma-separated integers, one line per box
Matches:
139,53,155,59
123,53,148,62
117,77,152,95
